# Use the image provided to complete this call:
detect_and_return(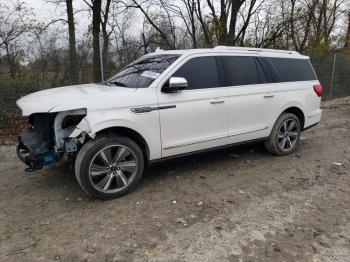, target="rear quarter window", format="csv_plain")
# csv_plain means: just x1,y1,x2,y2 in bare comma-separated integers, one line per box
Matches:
269,58,316,82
